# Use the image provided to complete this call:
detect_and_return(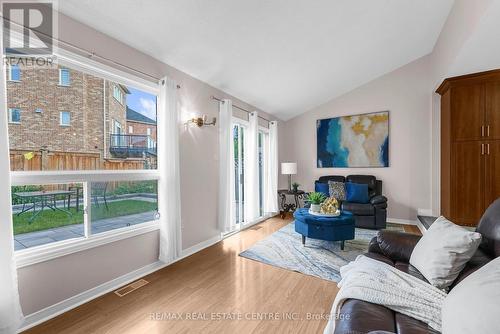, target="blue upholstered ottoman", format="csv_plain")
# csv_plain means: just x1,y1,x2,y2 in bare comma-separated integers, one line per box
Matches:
293,208,355,250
